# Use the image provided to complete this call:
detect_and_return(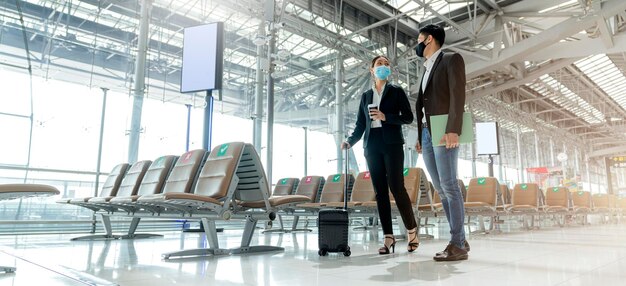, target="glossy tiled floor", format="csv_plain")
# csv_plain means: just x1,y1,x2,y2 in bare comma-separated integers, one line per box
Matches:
1,217,626,286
